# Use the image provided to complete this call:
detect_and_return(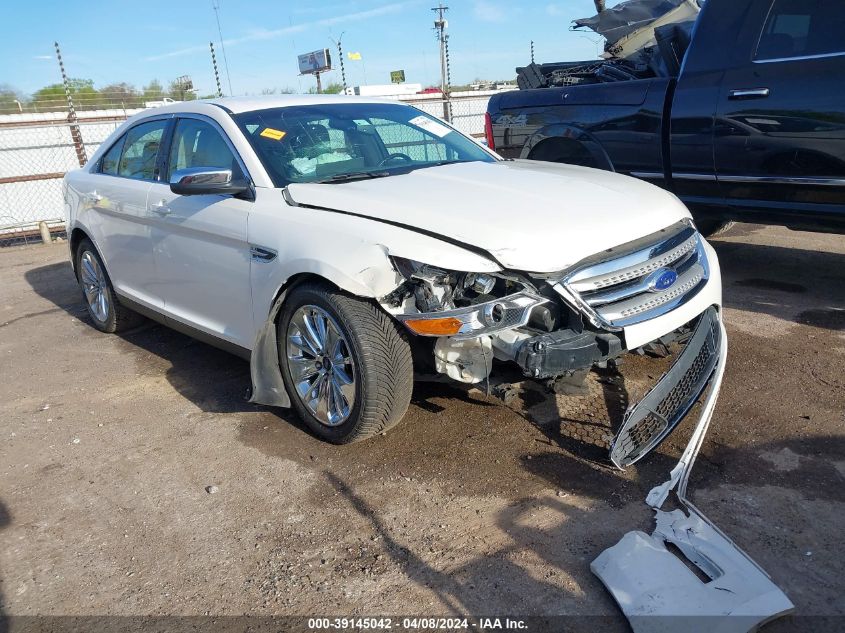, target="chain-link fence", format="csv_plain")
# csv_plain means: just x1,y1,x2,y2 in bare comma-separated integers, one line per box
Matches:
398,90,496,140
0,92,500,248
0,110,140,246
